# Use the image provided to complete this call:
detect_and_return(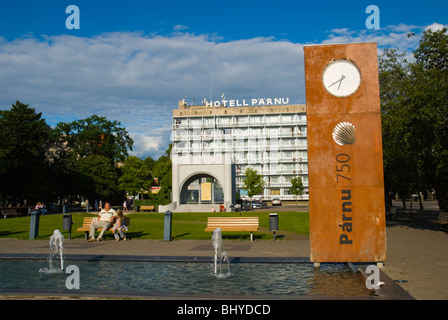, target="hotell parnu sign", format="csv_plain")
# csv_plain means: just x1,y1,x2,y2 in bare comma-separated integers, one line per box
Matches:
205,97,290,107
304,42,386,263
